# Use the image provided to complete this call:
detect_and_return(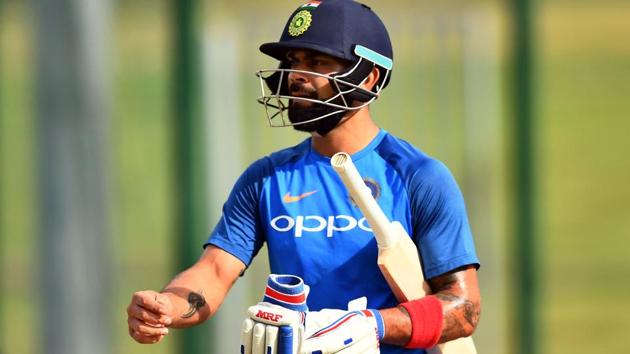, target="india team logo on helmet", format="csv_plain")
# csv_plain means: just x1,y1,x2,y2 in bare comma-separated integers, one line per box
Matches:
289,1,320,38
288,10,313,37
